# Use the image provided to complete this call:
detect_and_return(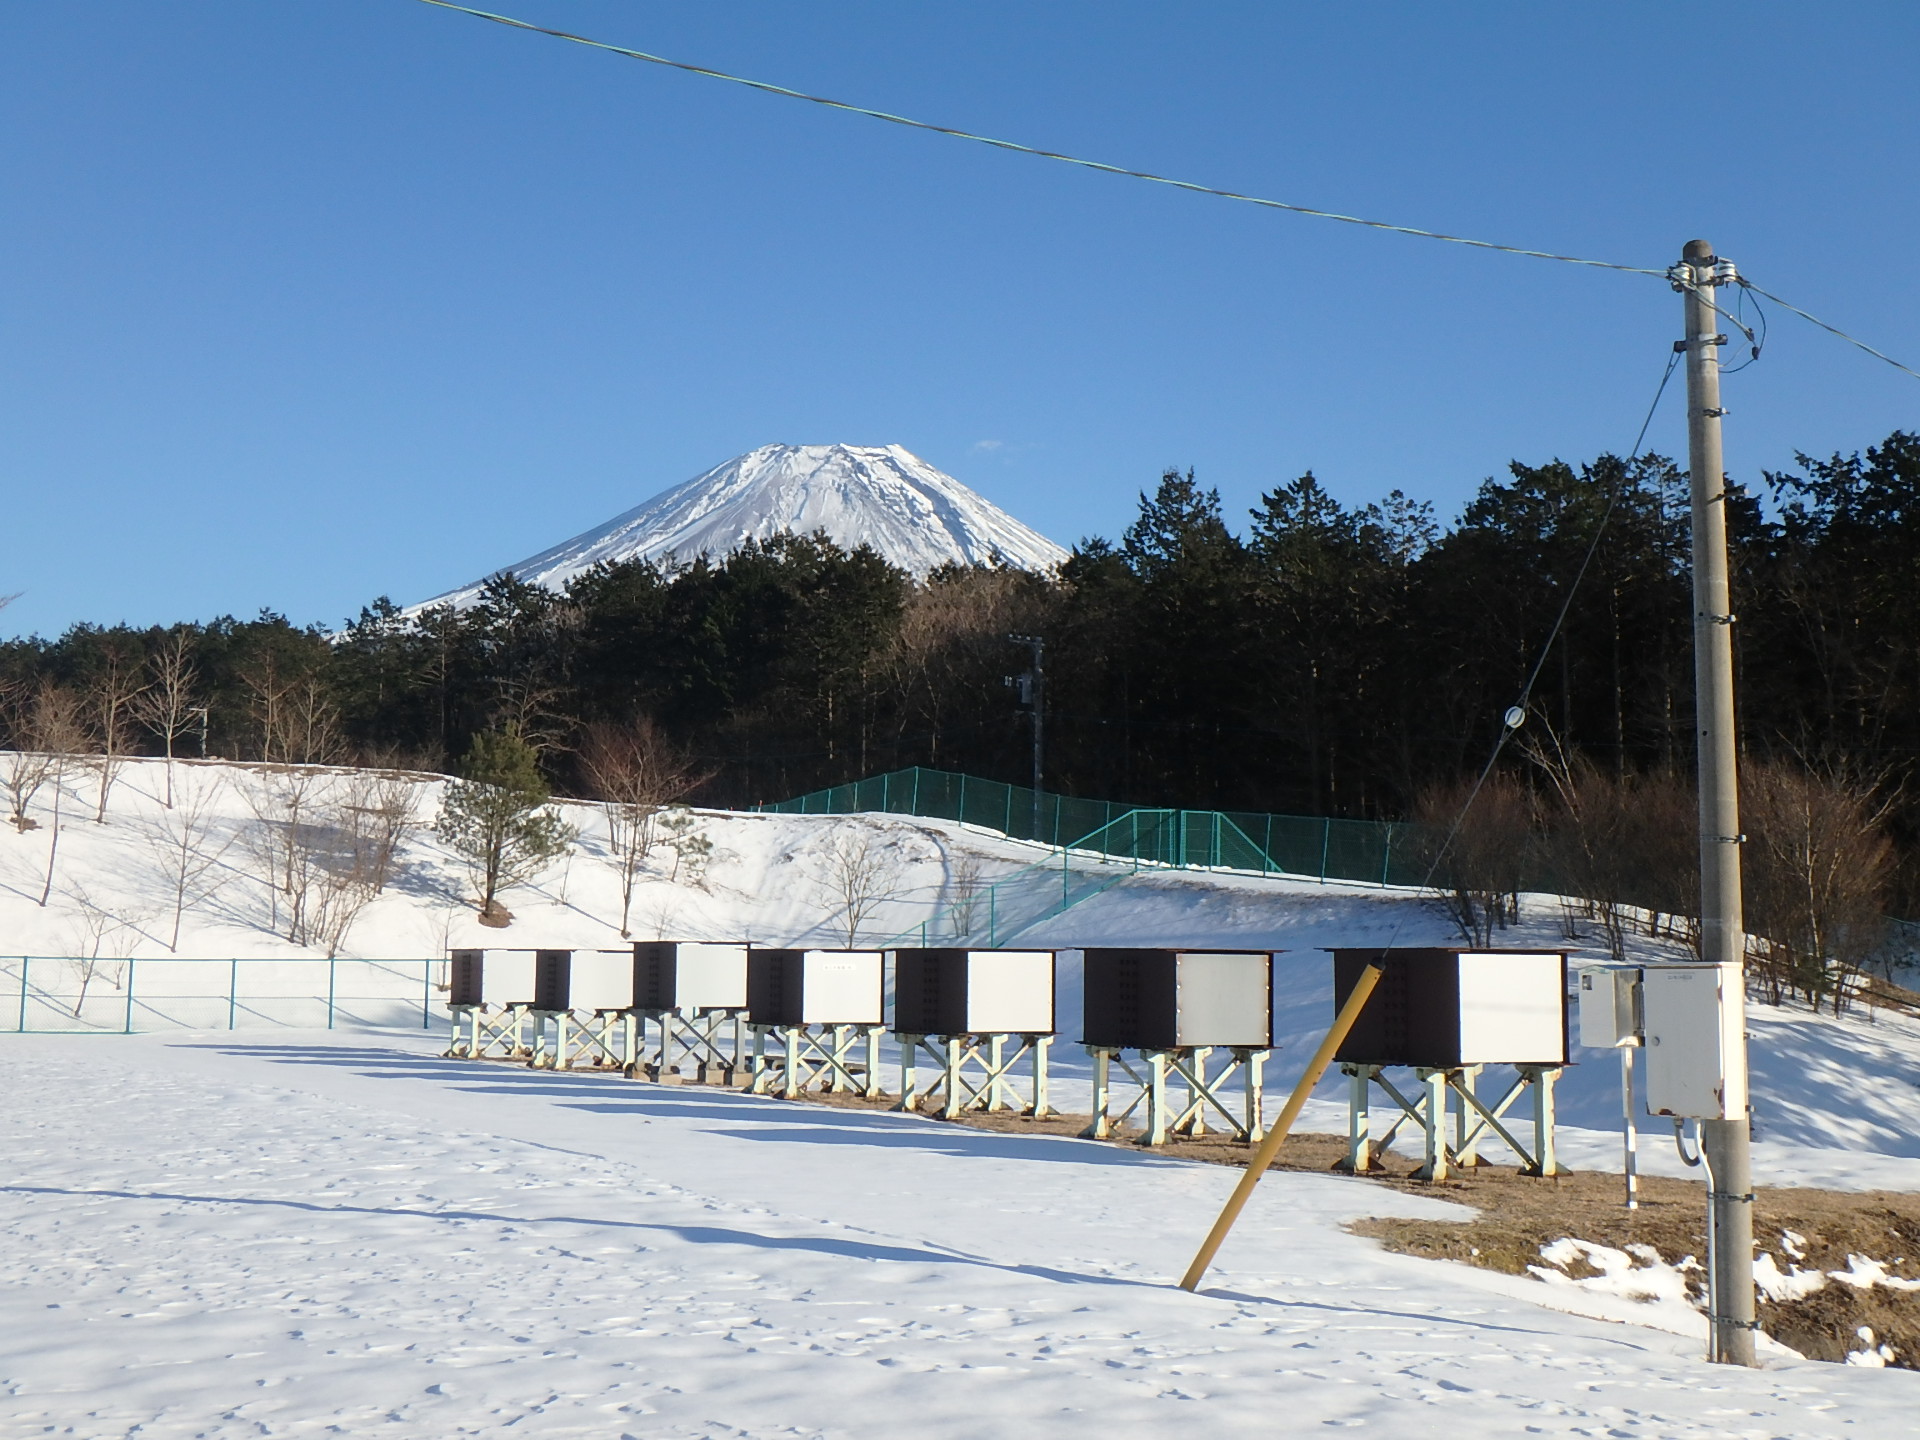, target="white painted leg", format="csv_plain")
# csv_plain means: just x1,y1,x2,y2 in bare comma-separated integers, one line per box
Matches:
1083,1048,1112,1139
1186,1047,1211,1138
1526,1066,1565,1176
895,1034,920,1111
1144,1051,1169,1146
1030,1036,1052,1117
986,1034,1007,1112
1622,1046,1640,1209
1417,1068,1449,1181
1245,1048,1266,1143
783,1028,801,1100
1456,1065,1482,1167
